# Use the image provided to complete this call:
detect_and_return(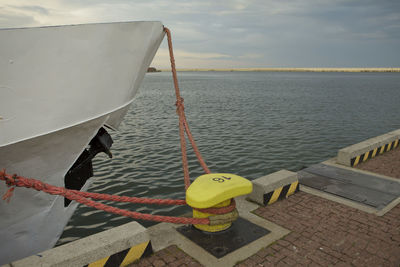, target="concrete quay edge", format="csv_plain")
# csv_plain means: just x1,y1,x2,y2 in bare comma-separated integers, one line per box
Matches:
248,169,298,205
337,129,400,166
4,221,149,267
